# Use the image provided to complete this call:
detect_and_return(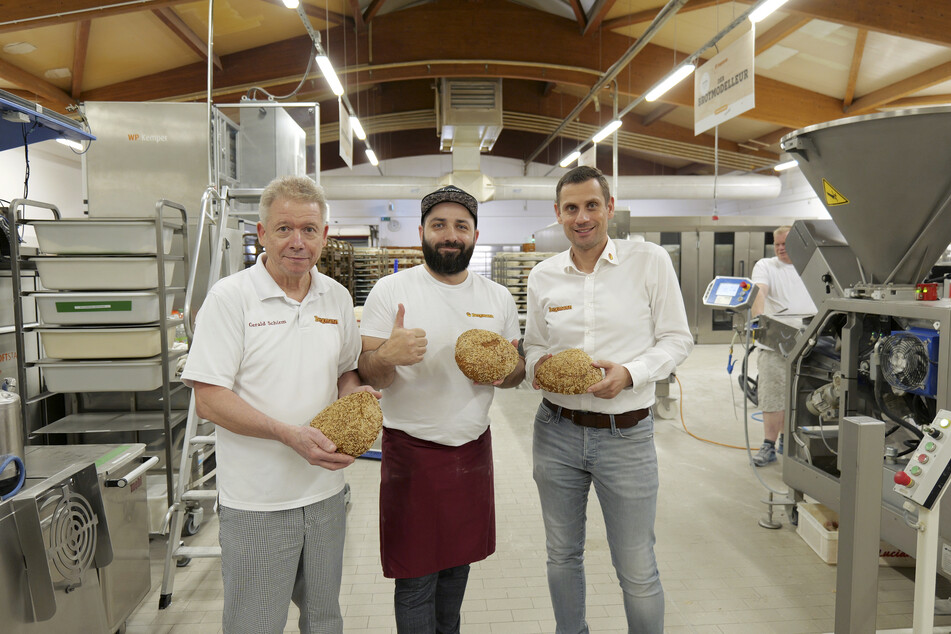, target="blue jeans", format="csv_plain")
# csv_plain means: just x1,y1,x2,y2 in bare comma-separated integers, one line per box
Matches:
393,564,470,633
533,401,664,634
